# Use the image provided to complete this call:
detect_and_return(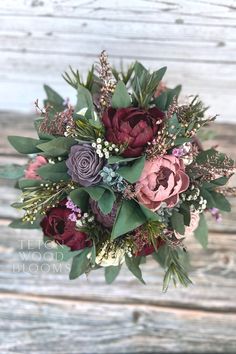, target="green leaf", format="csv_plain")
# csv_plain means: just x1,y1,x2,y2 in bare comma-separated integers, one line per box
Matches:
125,255,145,284
55,245,82,262
9,218,41,229
170,210,185,235
154,91,168,111
201,188,231,212
174,137,192,146
18,179,44,189
139,203,162,222
194,213,208,248
44,85,65,111
166,113,181,136
8,136,44,154
111,199,146,239
108,155,140,164
0,164,25,179
111,81,131,108
69,188,90,212
202,176,229,190
75,84,94,116
179,203,191,226
105,265,121,284
37,137,76,157
165,85,182,109
117,155,145,183
37,161,70,182
98,189,116,215
69,248,91,279
34,118,54,140
69,186,111,212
